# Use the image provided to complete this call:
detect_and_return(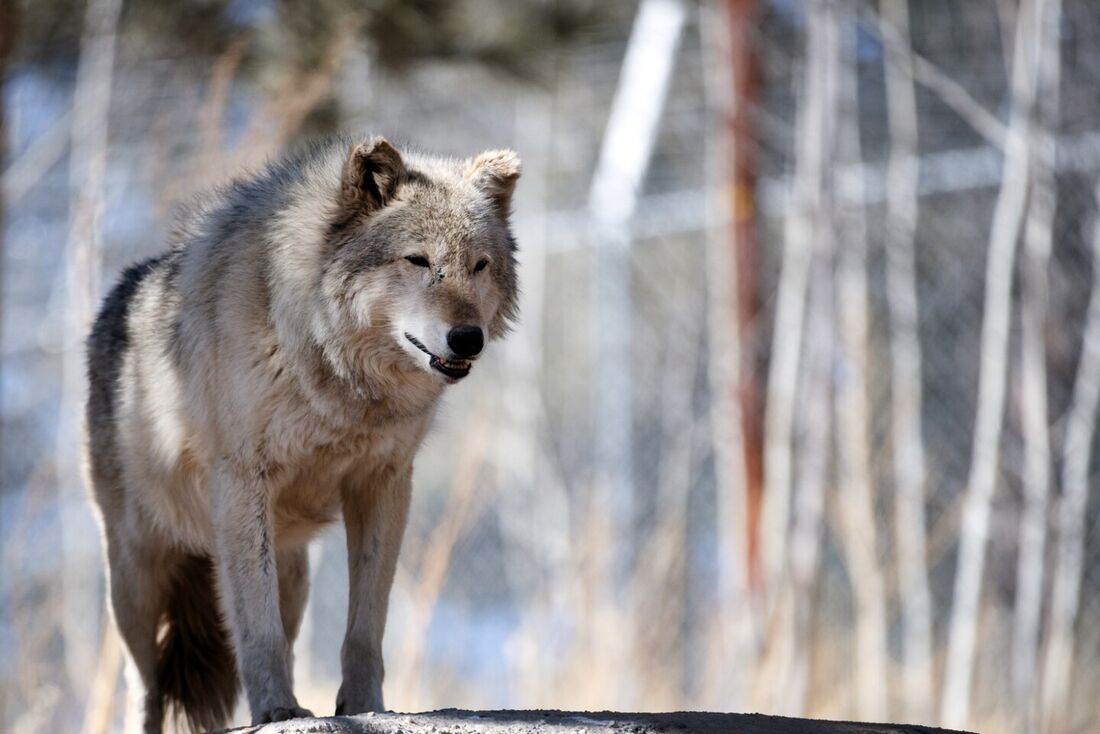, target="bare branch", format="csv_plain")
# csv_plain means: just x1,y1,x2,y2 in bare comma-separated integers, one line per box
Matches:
860,2,1007,150
0,111,71,207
